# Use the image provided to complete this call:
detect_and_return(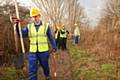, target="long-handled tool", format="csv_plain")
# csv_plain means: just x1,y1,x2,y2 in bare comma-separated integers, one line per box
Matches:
9,0,26,69
10,15,18,53
9,15,24,69
52,54,57,80
14,0,25,54
50,51,57,80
